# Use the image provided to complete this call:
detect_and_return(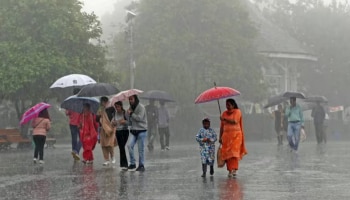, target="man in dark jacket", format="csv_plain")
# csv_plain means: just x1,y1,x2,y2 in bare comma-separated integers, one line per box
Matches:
311,102,326,144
